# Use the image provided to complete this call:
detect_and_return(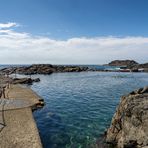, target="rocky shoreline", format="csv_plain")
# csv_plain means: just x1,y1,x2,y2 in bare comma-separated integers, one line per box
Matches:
0,64,91,75
0,60,148,75
100,86,148,148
